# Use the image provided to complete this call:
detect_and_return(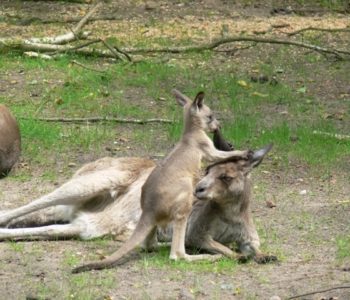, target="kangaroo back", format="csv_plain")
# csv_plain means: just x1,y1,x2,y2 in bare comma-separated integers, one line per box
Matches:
72,214,155,273
0,105,21,177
